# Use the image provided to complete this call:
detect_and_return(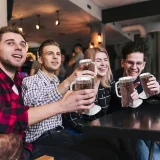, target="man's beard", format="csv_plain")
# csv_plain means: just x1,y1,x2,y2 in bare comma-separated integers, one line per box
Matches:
45,66,60,76
0,58,23,73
